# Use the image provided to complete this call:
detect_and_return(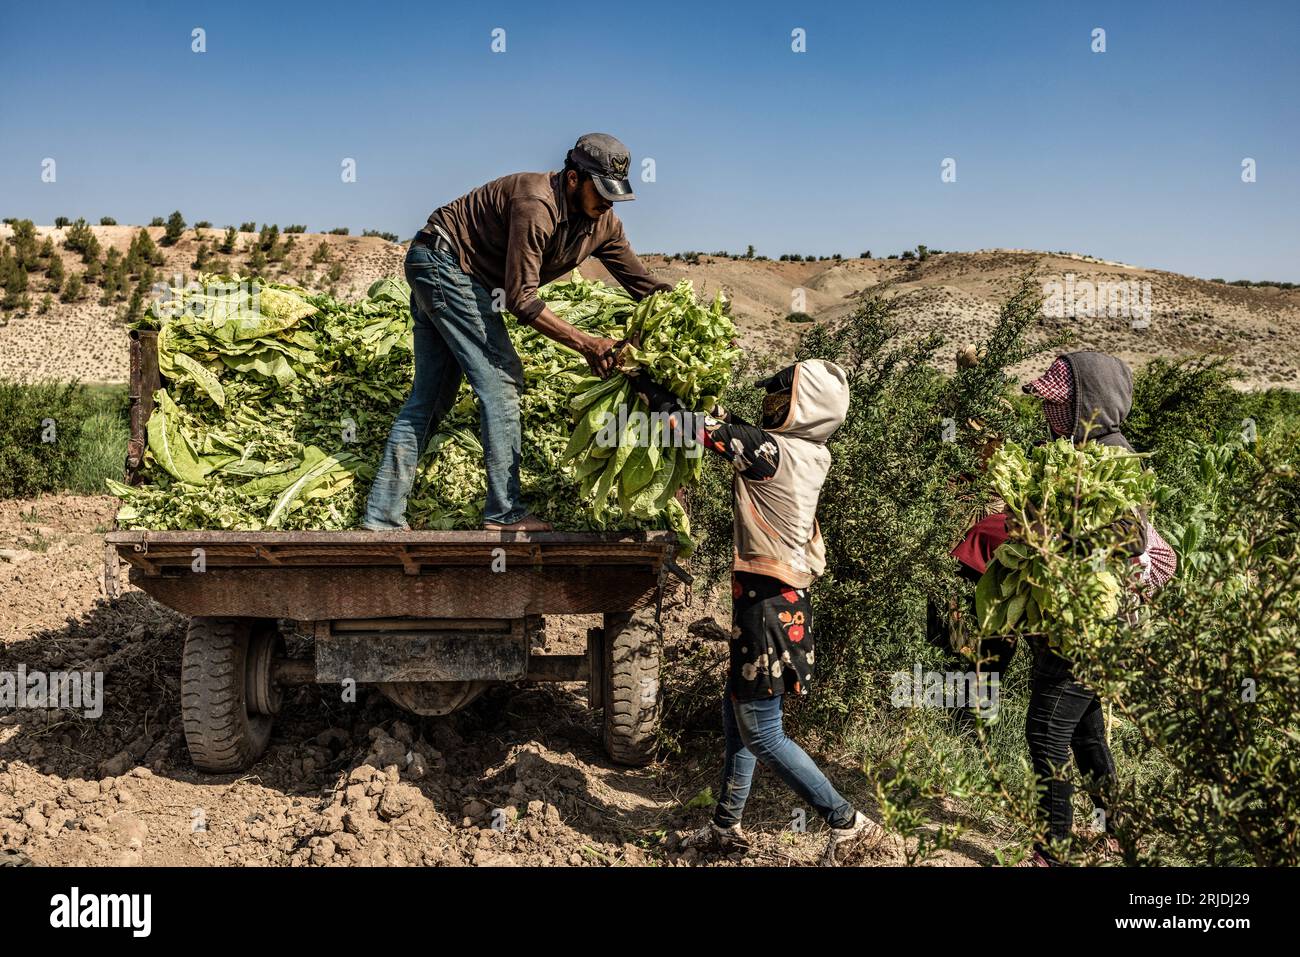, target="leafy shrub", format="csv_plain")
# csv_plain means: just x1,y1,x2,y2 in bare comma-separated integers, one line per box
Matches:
45,252,64,287
1059,432,1300,864
258,224,280,252
60,273,84,302
690,277,1060,731
63,218,96,257
1125,356,1300,527
125,228,163,274
0,382,106,497
7,219,41,269
161,211,185,246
